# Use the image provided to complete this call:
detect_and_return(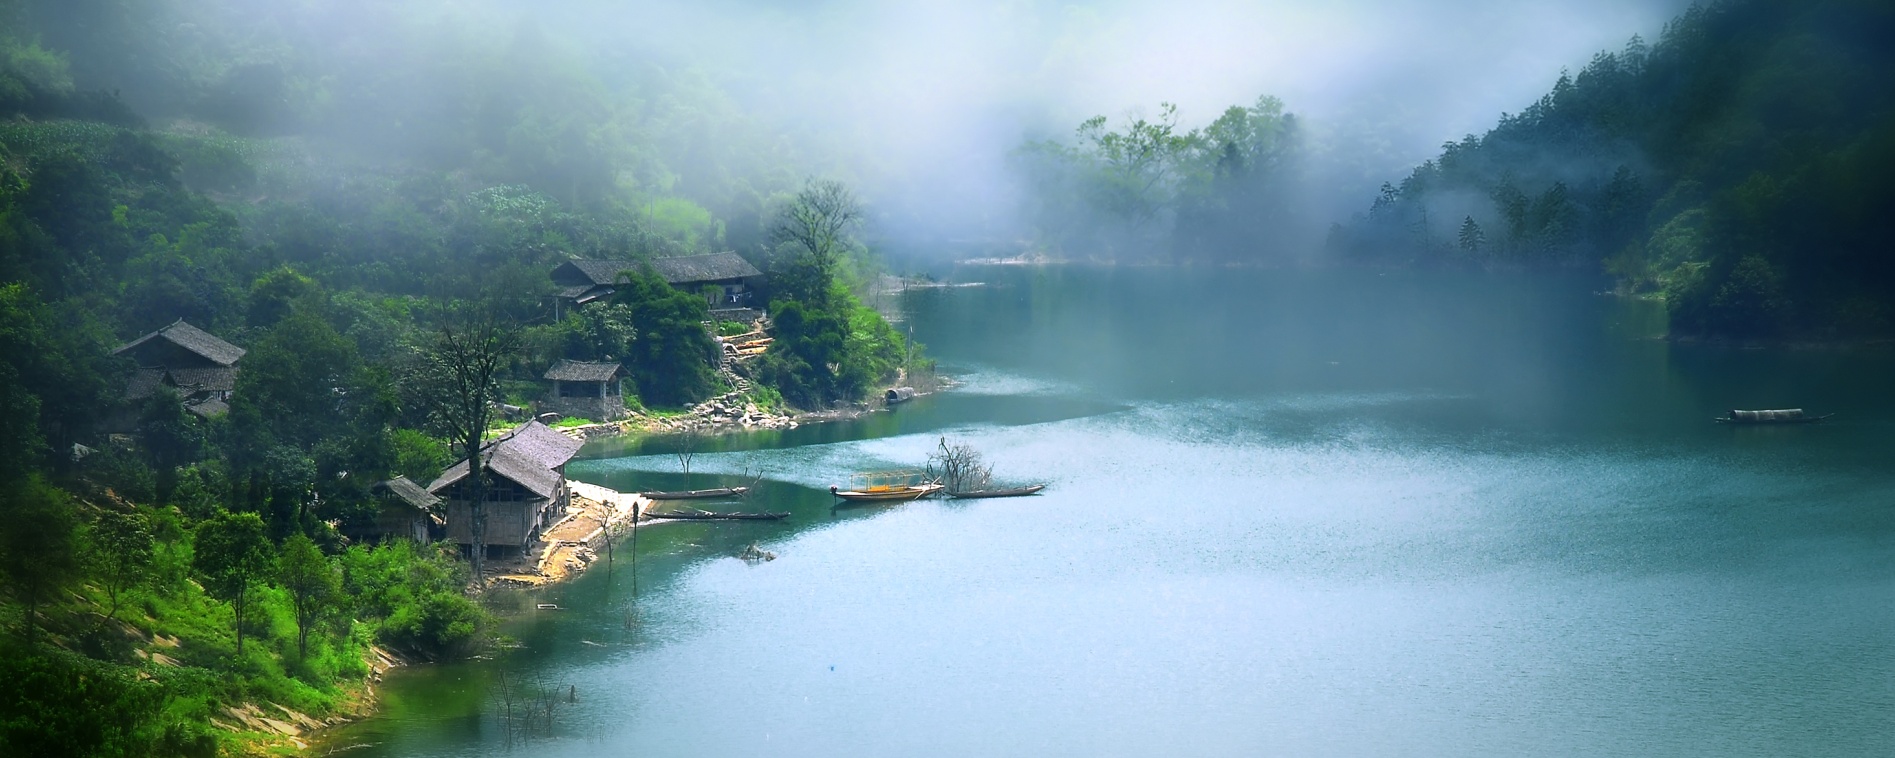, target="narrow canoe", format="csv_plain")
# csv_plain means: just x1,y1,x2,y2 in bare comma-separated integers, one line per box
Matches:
646,510,788,521
641,486,750,500
1715,409,1834,425
946,484,1047,499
